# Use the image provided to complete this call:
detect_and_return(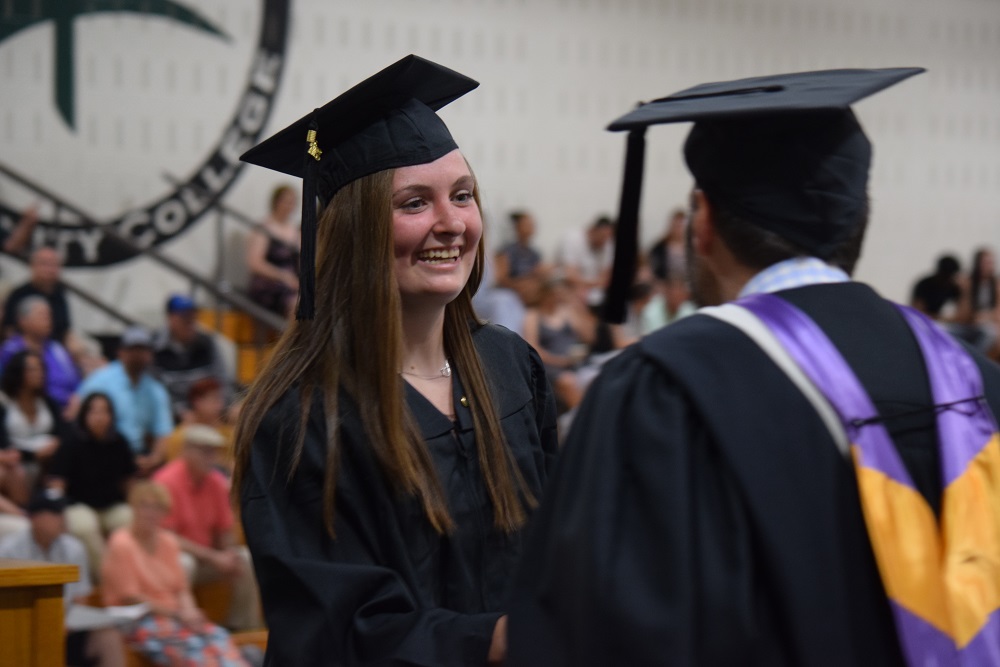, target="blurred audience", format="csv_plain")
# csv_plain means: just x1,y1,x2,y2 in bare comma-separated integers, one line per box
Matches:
47,392,136,581
0,350,69,489
153,425,262,632
910,254,963,321
472,253,527,336
641,274,697,334
0,297,81,409
152,295,232,419
163,378,235,473
495,210,549,306
3,247,72,345
961,247,1000,358
523,278,596,411
647,208,688,282
557,215,615,307
101,481,251,666
70,326,173,475
0,489,127,667
247,184,300,318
